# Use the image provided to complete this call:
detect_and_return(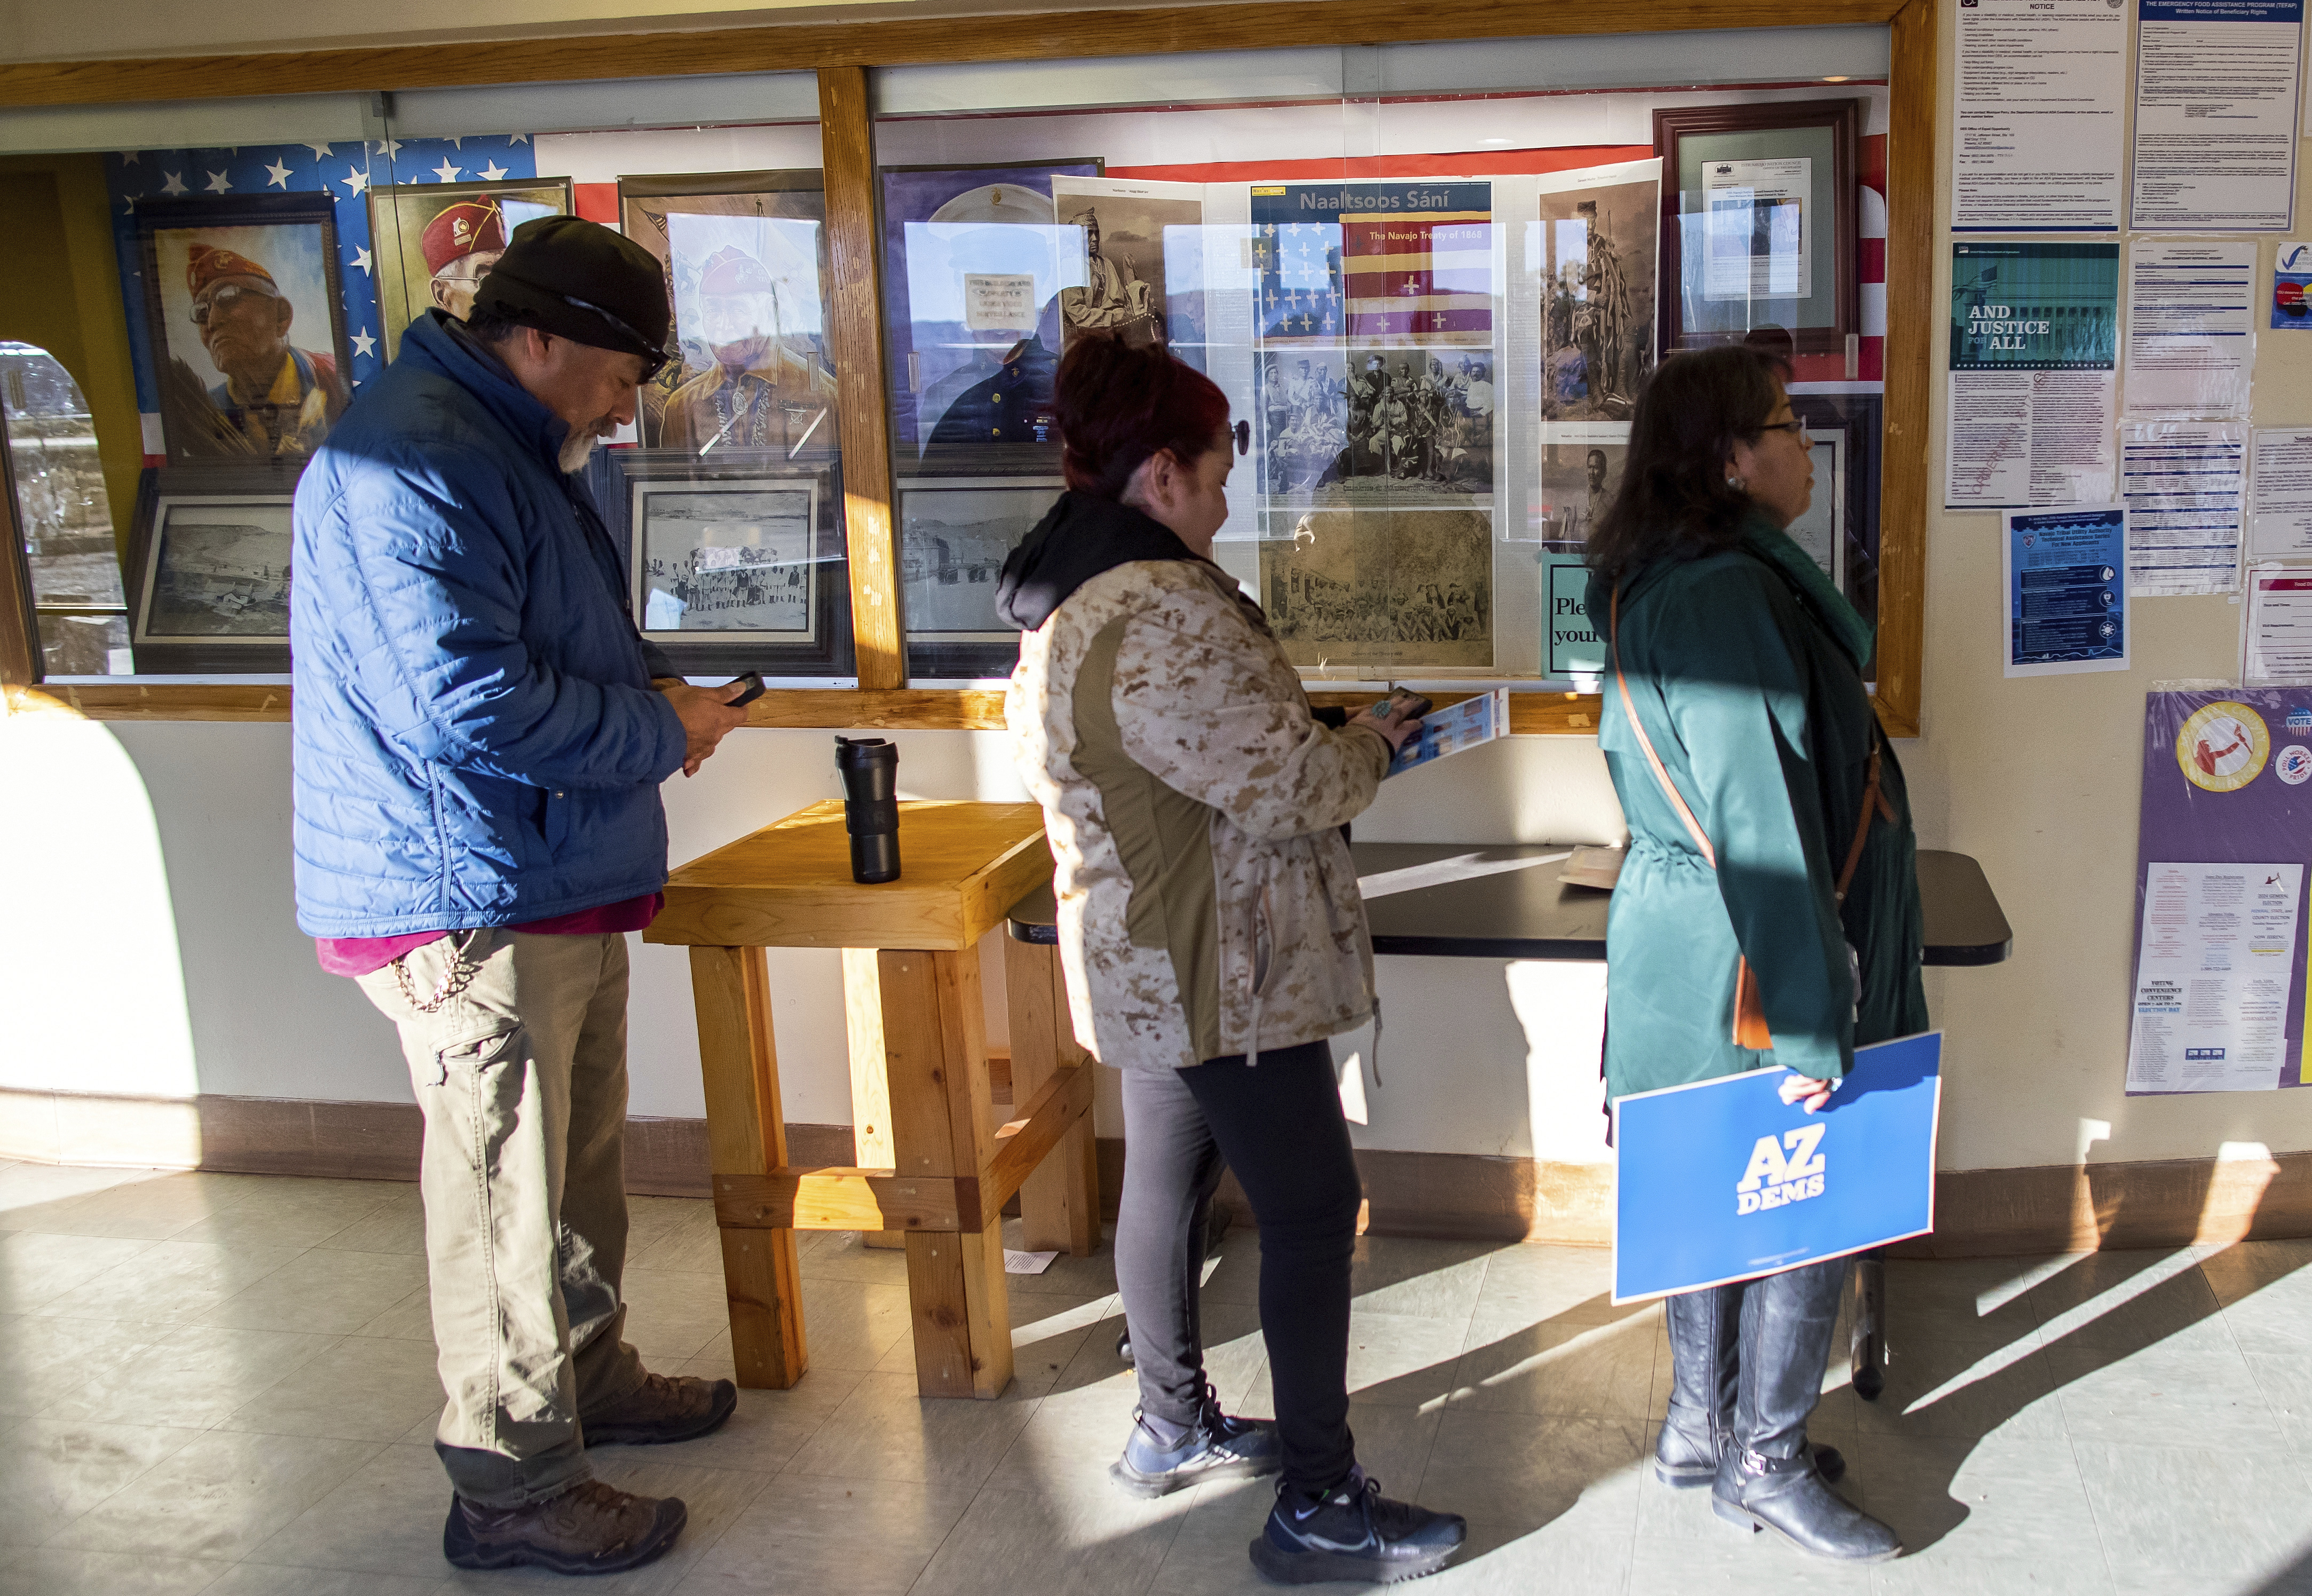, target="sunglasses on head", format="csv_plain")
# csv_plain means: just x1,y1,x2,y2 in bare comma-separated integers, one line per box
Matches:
1231,418,1251,455
554,291,672,383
